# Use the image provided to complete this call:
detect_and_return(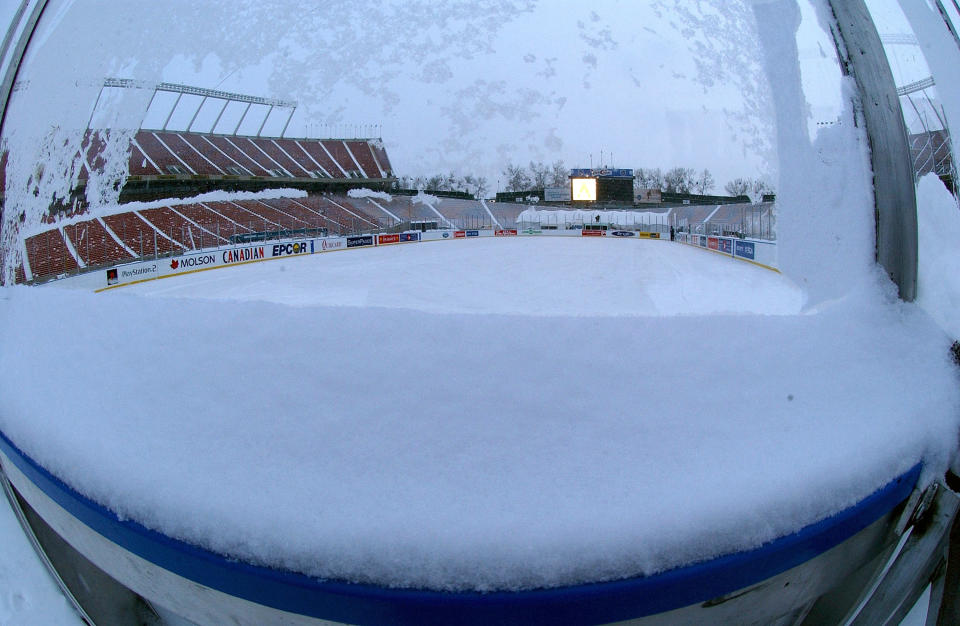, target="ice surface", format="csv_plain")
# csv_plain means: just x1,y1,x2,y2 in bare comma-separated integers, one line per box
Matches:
1,238,958,591
123,237,804,316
